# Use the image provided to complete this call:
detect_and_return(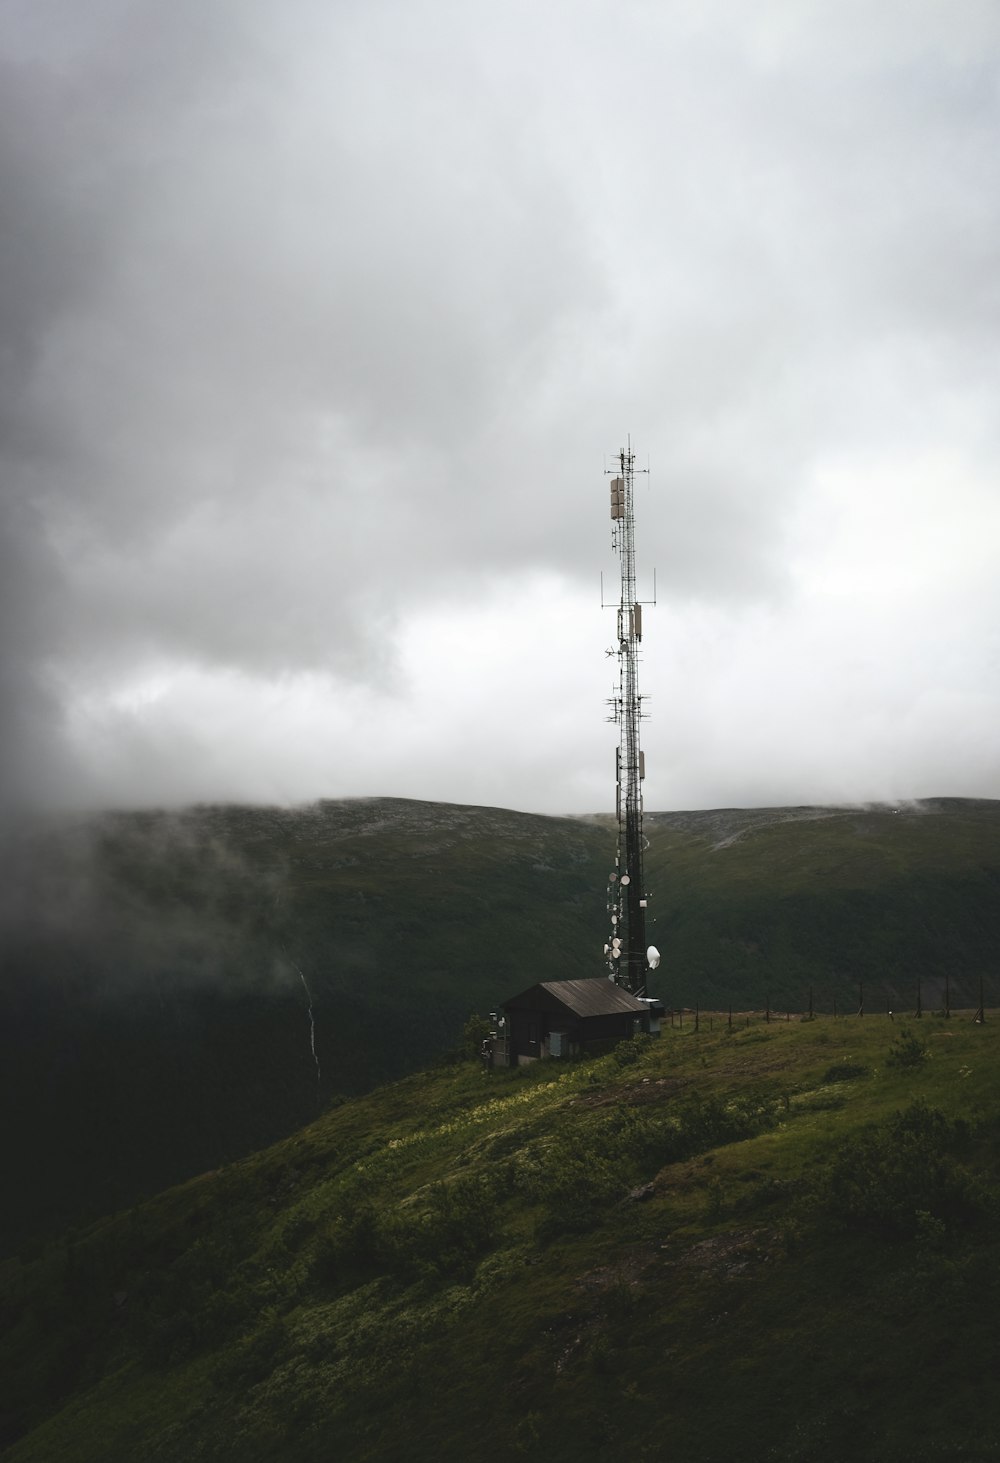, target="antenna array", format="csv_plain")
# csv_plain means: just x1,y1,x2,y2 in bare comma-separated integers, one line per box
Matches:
604,440,654,996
